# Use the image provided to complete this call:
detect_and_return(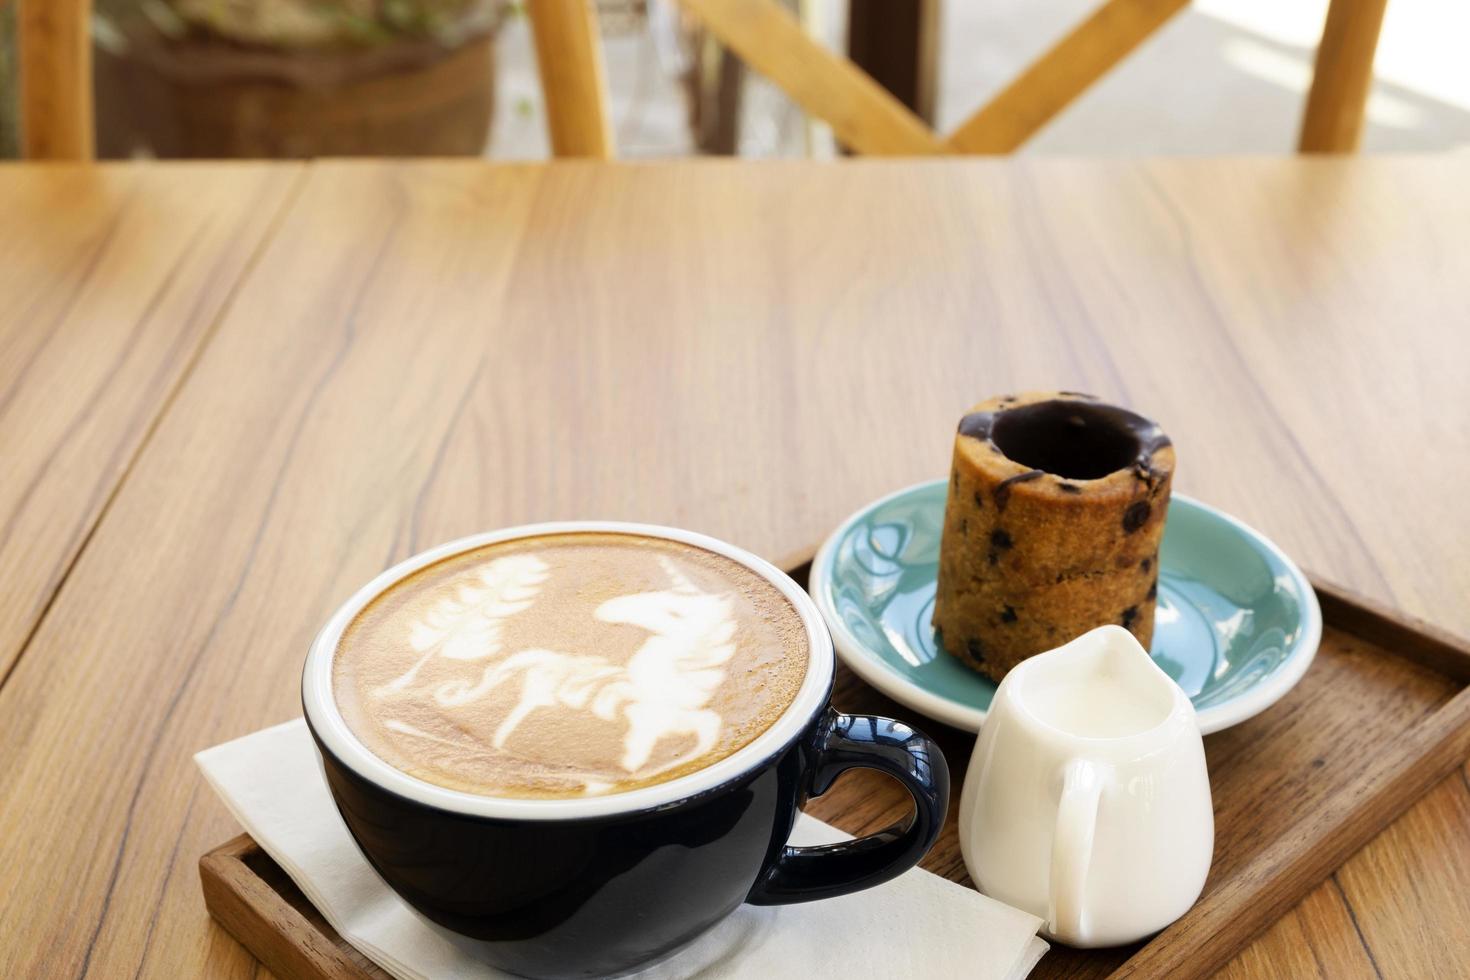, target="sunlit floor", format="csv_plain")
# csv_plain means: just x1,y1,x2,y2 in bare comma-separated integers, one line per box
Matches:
487,0,1470,159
